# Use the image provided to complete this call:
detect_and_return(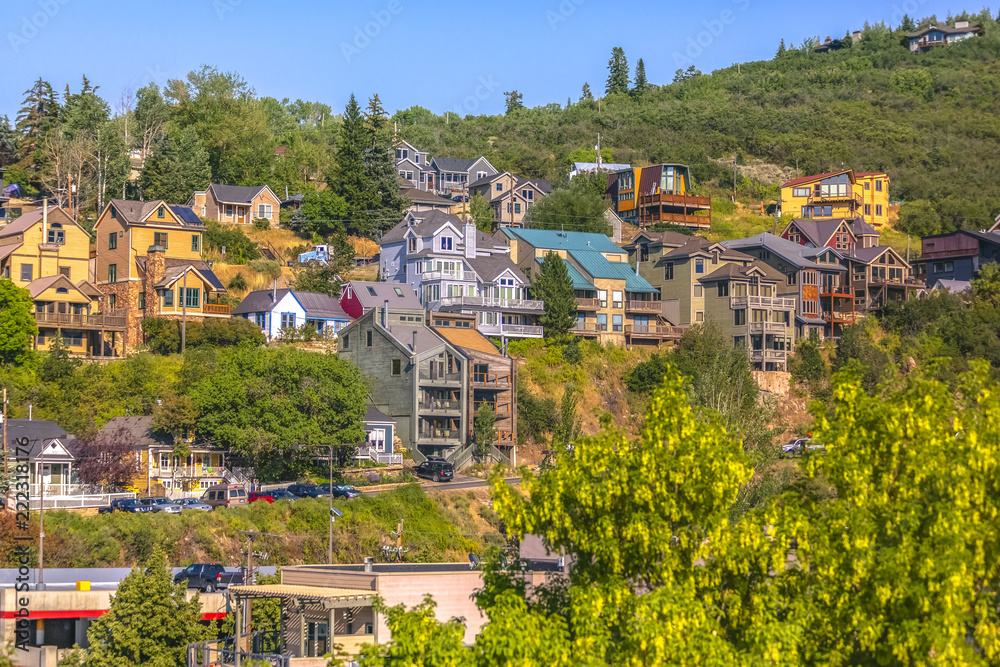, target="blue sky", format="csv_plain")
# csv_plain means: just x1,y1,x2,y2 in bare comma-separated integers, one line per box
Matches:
1,0,980,119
